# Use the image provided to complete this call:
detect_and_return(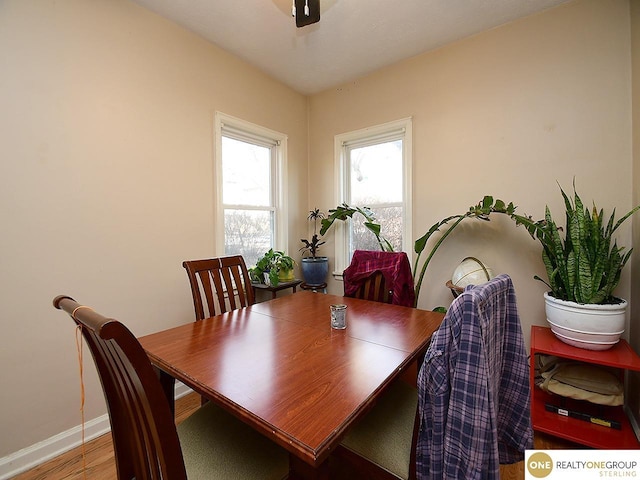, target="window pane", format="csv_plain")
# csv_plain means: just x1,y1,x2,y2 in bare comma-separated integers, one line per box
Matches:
336,118,411,273
349,140,402,204
224,209,273,267
349,206,403,257
222,136,271,206
348,139,403,260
